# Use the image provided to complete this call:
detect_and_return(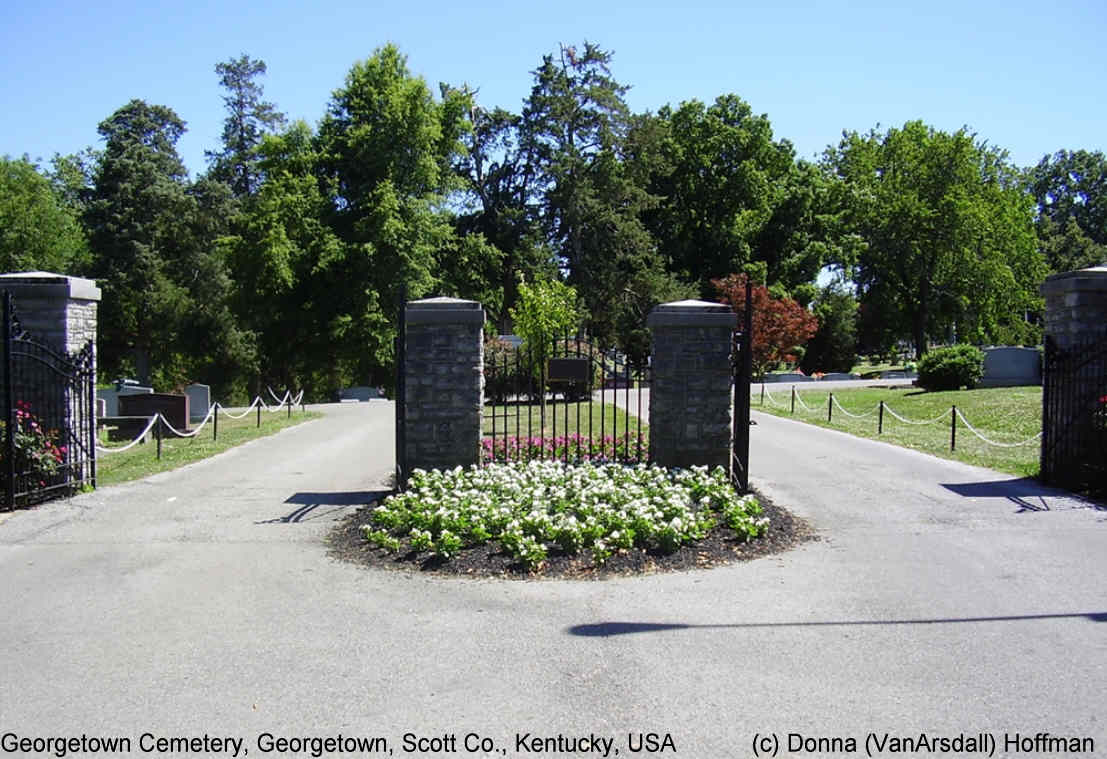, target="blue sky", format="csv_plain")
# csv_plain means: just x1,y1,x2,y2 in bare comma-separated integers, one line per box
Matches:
3,0,1105,177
